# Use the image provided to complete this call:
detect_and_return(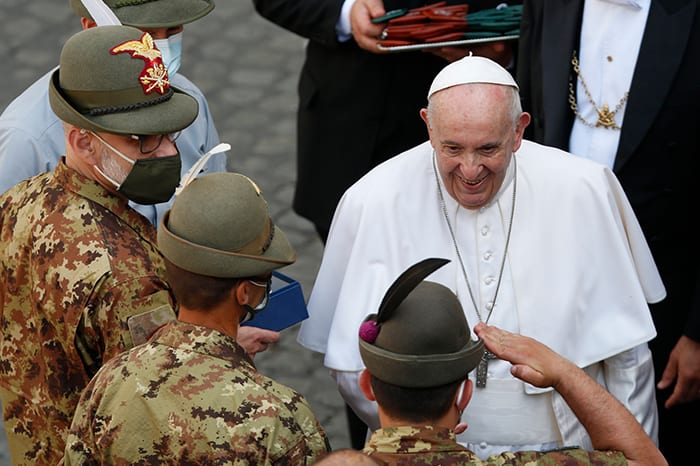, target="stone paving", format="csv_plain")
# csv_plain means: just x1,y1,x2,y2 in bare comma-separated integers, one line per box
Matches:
0,1,351,463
